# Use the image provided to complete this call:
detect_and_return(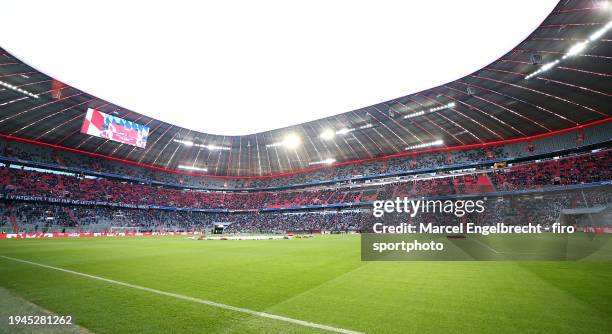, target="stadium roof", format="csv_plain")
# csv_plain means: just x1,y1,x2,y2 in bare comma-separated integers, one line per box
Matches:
0,1,558,136
0,0,611,177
